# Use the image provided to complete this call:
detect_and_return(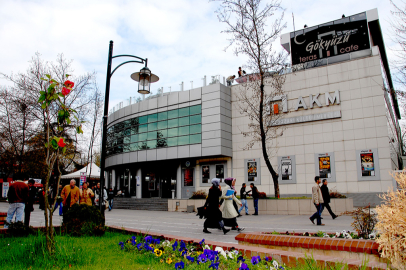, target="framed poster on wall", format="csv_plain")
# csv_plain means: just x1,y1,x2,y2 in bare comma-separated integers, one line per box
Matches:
244,158,261,184
356,149,380,181
184,168,194,187
202,165,210,183
278,155,296,184
314,153,336,182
